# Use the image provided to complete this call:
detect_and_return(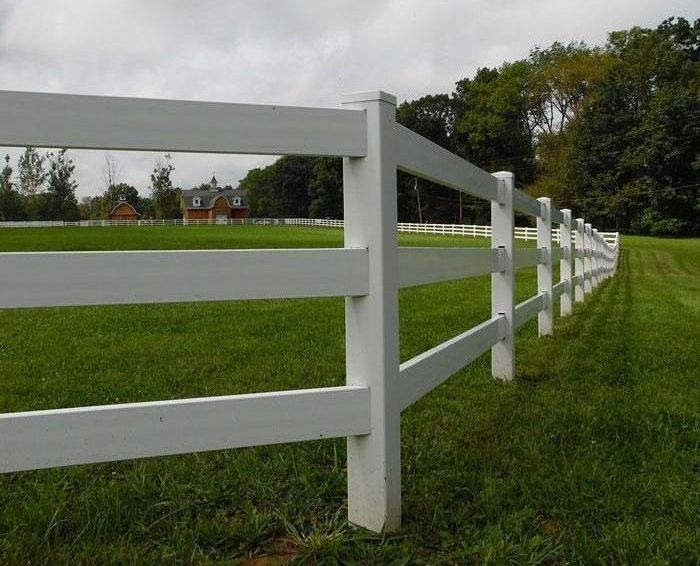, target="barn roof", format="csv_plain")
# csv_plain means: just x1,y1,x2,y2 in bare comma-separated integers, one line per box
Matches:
182,188,248,210
109,201,140,216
